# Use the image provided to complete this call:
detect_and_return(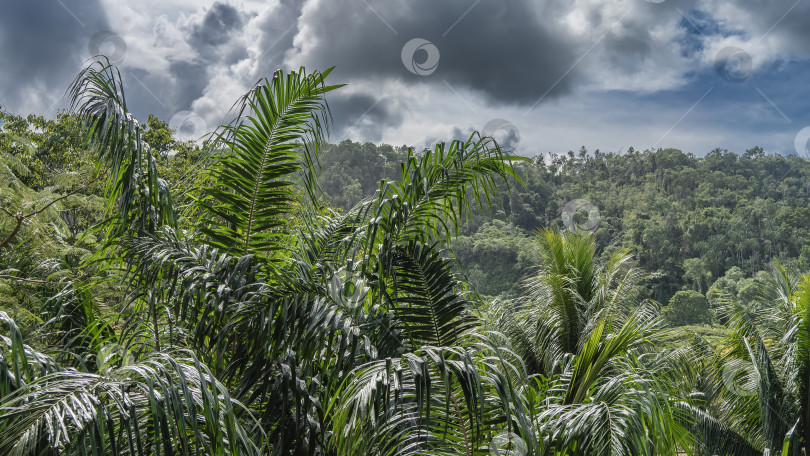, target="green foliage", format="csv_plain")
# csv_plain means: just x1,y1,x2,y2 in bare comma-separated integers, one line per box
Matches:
672,324,728,345
0,111,87,190
317,140,409,209
142,113,175,155
0,315,260,456
664,290,712,326
488,230,693,454
197,67,342,259
707,267,776,320
316,145,810,304
683,257,713,293
453,219,536,297
68,58,175,239
2,58,541,456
